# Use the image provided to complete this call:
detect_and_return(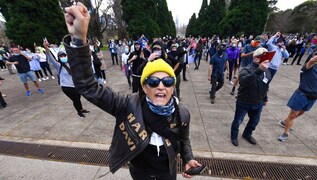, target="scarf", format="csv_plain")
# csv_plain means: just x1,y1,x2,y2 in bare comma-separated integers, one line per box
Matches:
142,96,179,153
146,97,175,117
